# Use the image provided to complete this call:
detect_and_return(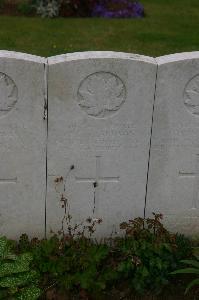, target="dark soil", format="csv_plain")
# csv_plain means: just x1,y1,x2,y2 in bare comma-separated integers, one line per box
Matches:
40,280,198,300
